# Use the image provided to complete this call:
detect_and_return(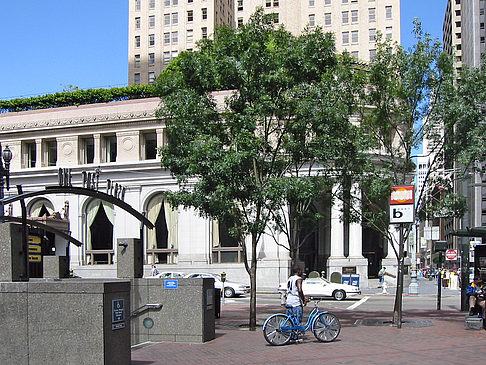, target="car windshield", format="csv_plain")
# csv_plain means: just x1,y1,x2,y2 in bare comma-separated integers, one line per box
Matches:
306,277,330,284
